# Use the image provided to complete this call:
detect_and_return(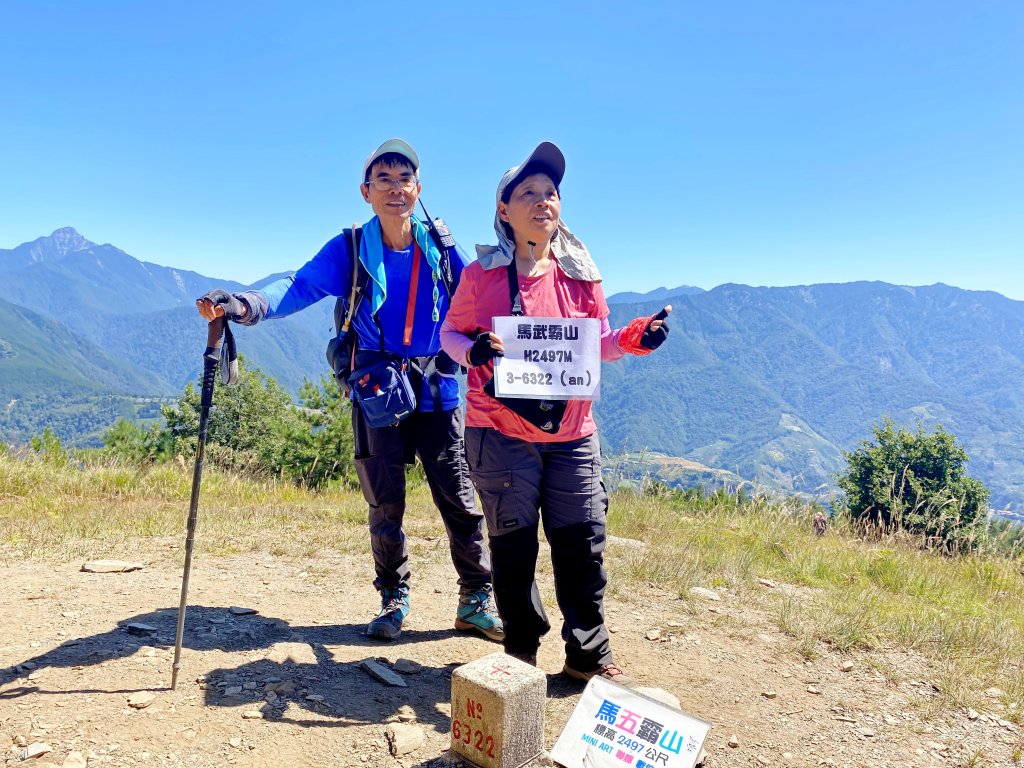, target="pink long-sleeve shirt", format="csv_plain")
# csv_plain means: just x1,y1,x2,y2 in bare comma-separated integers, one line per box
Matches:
441,258,625,443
